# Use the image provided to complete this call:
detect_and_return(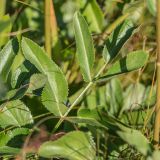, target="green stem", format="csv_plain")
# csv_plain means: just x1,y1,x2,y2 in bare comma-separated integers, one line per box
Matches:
45,0,51,57
53,81,93,132
154,0,160,149
53,12,129,132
